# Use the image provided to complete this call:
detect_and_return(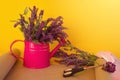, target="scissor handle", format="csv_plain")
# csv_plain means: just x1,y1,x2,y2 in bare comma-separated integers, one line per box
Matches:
63,67,84,77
